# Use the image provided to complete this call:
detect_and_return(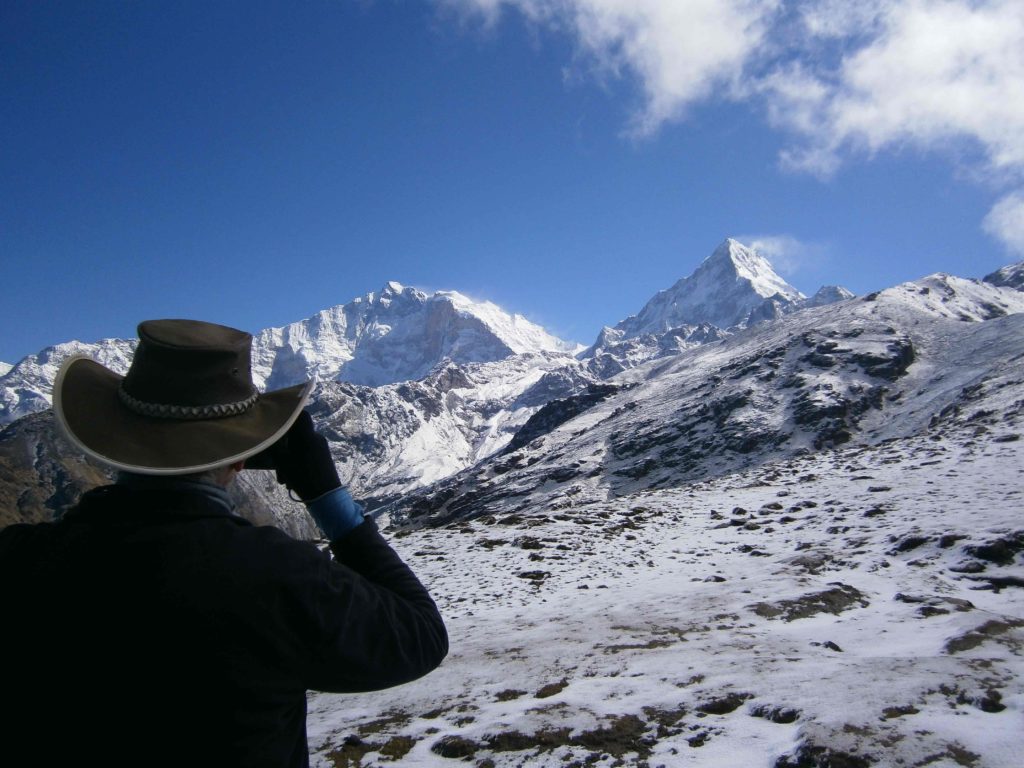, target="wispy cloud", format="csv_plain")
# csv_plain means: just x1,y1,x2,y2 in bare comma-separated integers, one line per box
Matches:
439,0,1024,255
442,0,781,134
983,193,1024,256
736,233,829,276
